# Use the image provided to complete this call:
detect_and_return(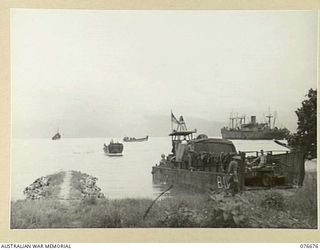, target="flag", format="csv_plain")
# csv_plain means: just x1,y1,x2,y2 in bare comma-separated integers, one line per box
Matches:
171,111,180,124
